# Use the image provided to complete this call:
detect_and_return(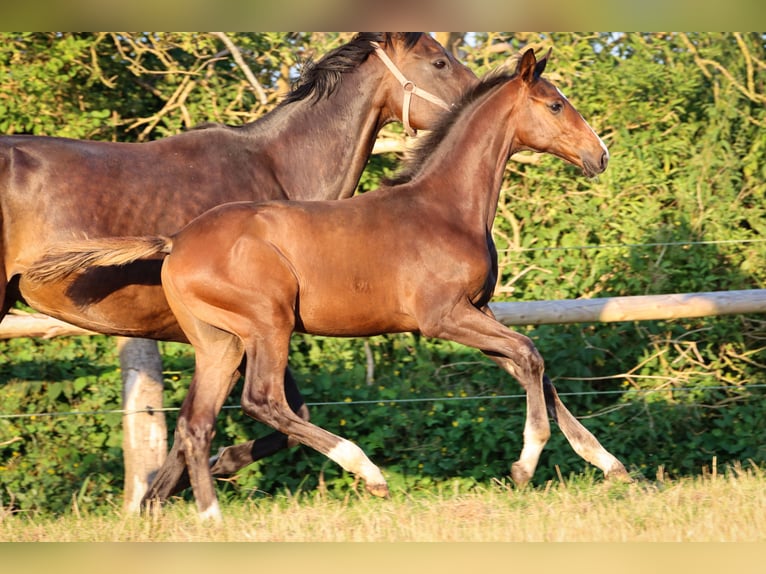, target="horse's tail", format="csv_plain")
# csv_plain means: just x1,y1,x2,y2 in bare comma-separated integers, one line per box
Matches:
26,235,173,284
